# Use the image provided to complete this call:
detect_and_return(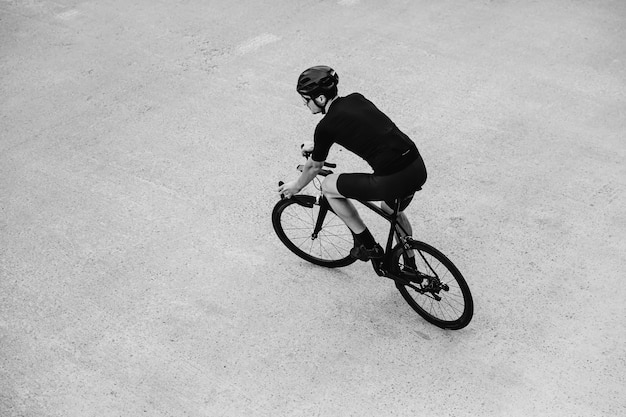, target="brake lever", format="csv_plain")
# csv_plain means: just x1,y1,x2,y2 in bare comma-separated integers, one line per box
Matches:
278,181,285,200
